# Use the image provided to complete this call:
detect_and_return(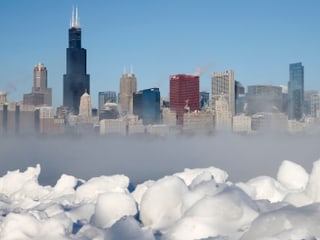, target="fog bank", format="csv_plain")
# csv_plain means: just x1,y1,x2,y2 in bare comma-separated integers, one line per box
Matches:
0,134,319,185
